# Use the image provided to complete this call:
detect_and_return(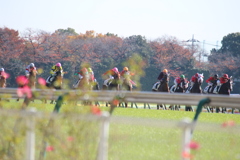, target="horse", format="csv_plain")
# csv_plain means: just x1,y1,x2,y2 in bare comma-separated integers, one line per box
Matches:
102,73,121,107
119,76,137,108
102,73,121,91
203,77,233,113
46,70,64,90
203,78,222,95
72,75,90,91
190,73,204,94
91,78,100,90
169,79,189,110
28,69,37,89
185,73,204,111
203,80,221,112
45,70,64,103
16,70,37,102
152,73,170,110
73,77,100,105
0,75,6,88
216,76,233,113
